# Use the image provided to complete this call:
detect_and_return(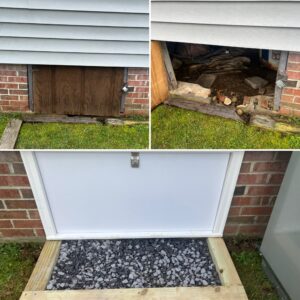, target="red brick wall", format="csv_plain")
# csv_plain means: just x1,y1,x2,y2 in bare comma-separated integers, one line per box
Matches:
0,64,149,116
280,52,300,117
125,68,149,116
0,152,44,239
0,64,29,112
224,151,291,237
0,151,291,240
